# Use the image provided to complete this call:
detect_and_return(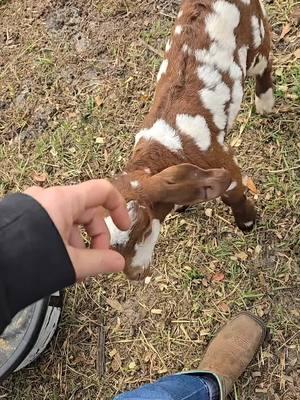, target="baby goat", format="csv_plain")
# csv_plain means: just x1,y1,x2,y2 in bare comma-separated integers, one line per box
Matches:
106,0,274,280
